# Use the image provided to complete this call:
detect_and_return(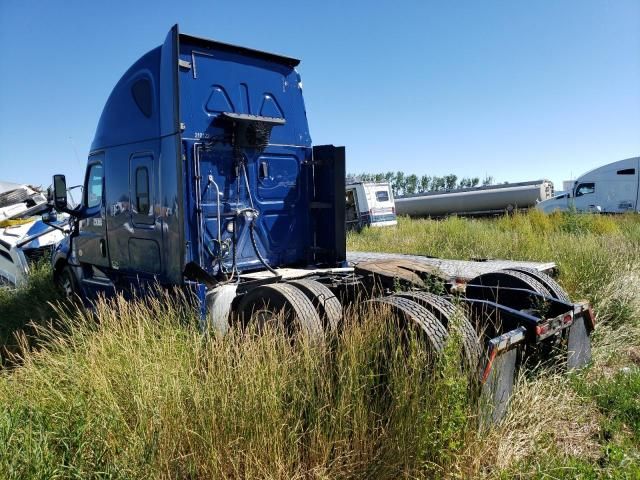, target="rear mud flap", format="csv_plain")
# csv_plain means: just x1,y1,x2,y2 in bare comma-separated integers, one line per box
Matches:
480,348,518,425
567,316,592,370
